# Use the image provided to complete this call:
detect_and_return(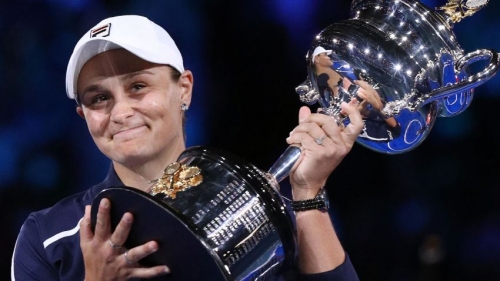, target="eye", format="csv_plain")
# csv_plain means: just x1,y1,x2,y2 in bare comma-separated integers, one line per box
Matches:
131,83,146,91
91,94,110,104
